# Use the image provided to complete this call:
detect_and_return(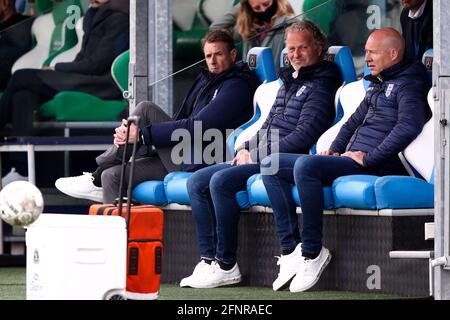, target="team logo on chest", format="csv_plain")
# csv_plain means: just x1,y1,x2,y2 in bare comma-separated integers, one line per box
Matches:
385,84,394,97
296,86,307,97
